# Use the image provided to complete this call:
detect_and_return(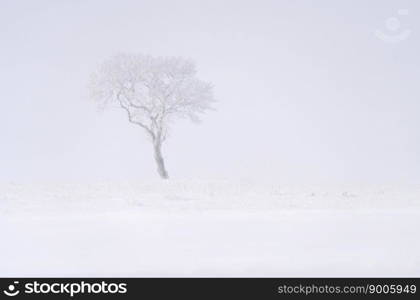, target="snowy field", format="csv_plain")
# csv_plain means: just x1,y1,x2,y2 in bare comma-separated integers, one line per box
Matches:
1,181,420,277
